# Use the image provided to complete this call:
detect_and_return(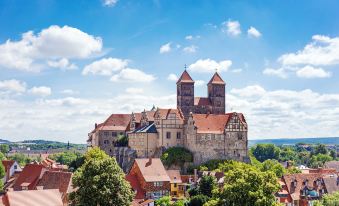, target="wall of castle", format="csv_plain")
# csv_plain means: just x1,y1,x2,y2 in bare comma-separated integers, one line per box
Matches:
155,118,184,149
97,130,125,156
128,132,157,157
